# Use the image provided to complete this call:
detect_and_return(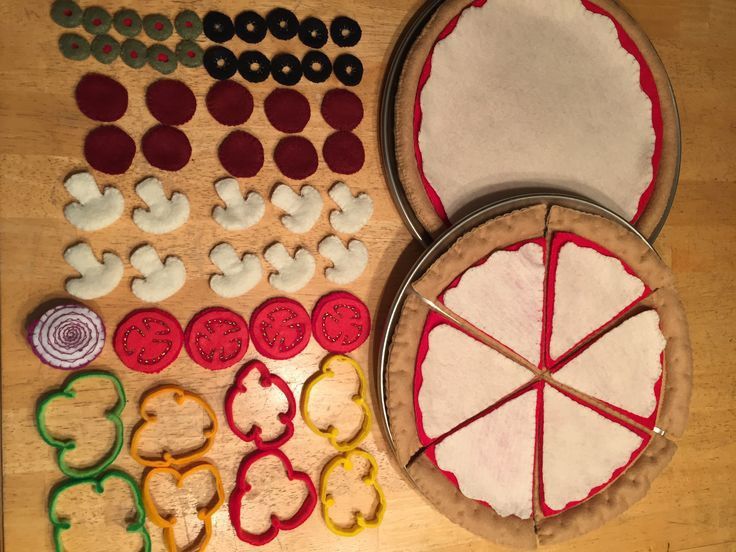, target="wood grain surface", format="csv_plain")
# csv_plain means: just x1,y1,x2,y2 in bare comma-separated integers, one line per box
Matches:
1,0,734,551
